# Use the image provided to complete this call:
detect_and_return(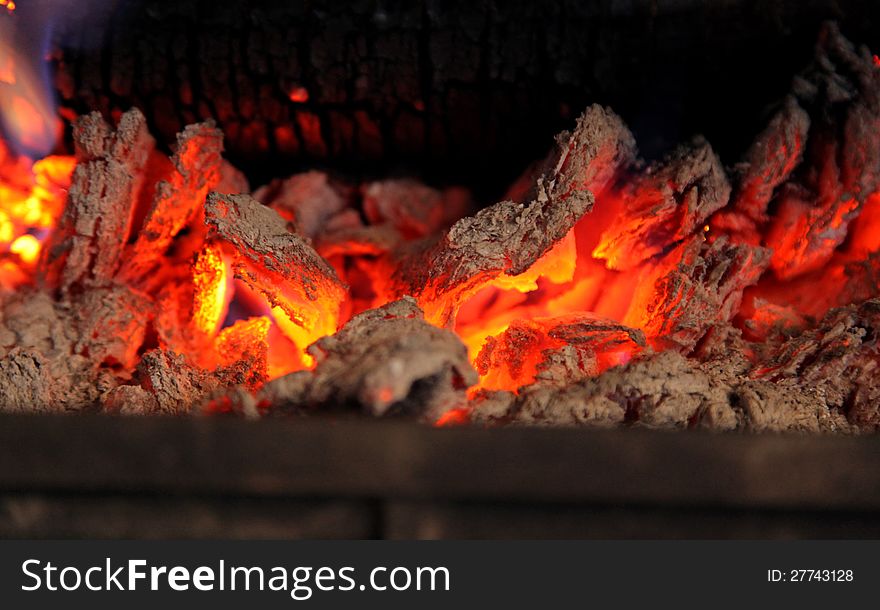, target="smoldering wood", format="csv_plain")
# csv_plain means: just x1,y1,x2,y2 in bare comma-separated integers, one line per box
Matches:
132,349,221,415
104,338,271,417
253,171,348,241
260,297,477,421
0,119,265,415
70,284,153,370
204,191,347,328
39,109,155,291
120,120,225,284
740,249,880,330
362,180,472,240
711,96,810,240
0,290,115,412
315,221,404,259
734,381,852,434
753,298,880,431
2,22,880,438
637,236,771,353
471,349,854,433
471,351,732,429
594,137,731,270
764,23,880,280
475,315,646,389
386,105,636,324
